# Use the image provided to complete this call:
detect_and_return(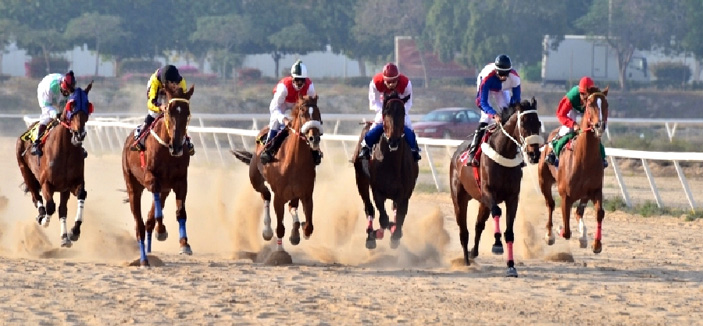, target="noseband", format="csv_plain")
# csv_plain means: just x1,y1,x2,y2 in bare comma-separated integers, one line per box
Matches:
582,92,605,134
150,98,191,147
497,110,544,152
289,104,323,147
